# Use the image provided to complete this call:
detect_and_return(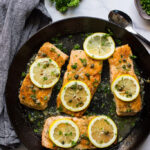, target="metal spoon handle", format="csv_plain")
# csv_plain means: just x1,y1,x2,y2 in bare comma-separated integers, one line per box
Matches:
135,33,150,46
